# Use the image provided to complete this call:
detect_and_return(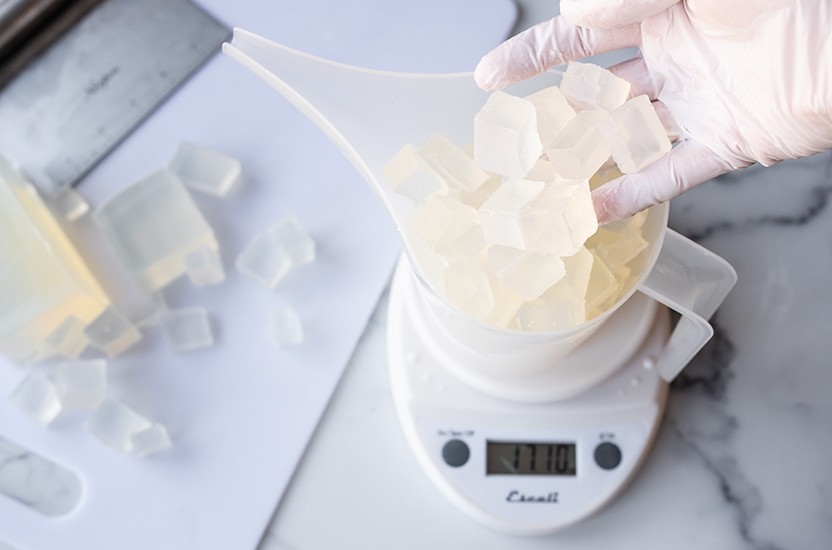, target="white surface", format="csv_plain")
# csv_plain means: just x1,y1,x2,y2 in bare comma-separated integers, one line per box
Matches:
0,1,516,550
